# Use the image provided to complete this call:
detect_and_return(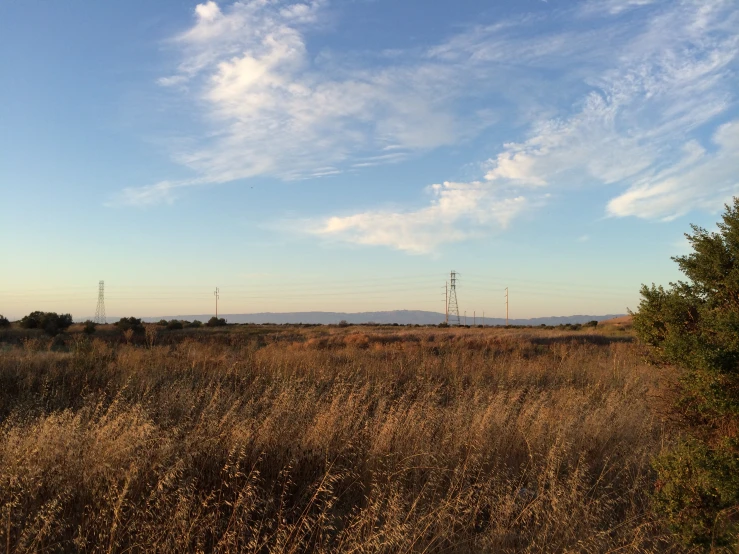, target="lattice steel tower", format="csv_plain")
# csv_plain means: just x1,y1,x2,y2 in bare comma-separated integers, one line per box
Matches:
448,271,461,326
94,280,106,324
